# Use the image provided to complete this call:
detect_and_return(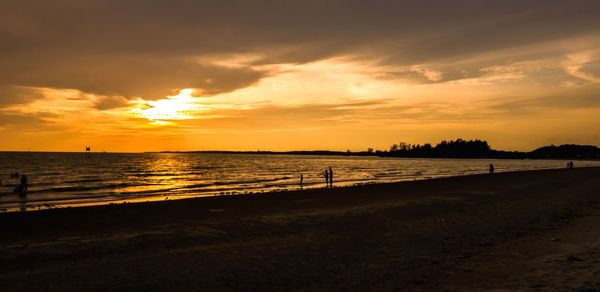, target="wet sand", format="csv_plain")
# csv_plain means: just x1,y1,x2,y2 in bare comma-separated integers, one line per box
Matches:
1,167,600,291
